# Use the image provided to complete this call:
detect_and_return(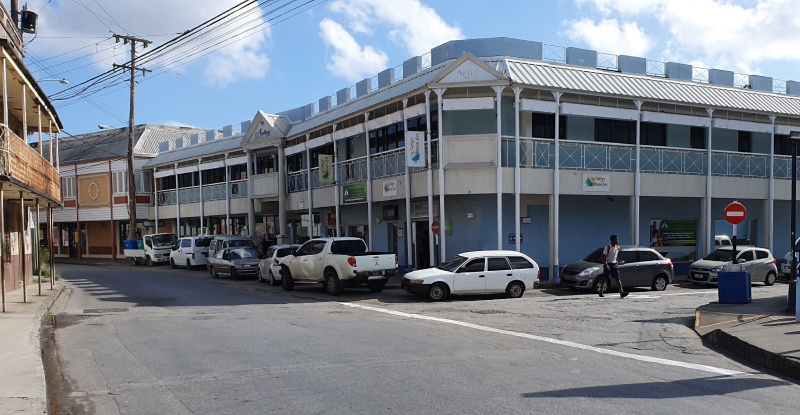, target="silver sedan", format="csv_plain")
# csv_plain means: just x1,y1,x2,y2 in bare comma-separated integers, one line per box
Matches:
207,247,261,280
